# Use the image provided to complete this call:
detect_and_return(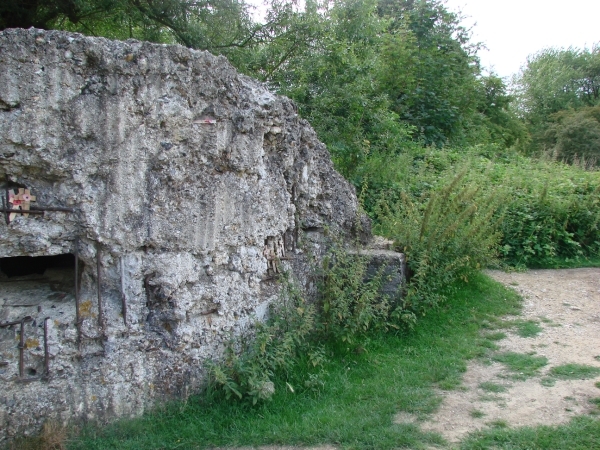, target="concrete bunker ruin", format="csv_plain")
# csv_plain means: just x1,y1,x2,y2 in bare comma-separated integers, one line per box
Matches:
0,28,404,441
